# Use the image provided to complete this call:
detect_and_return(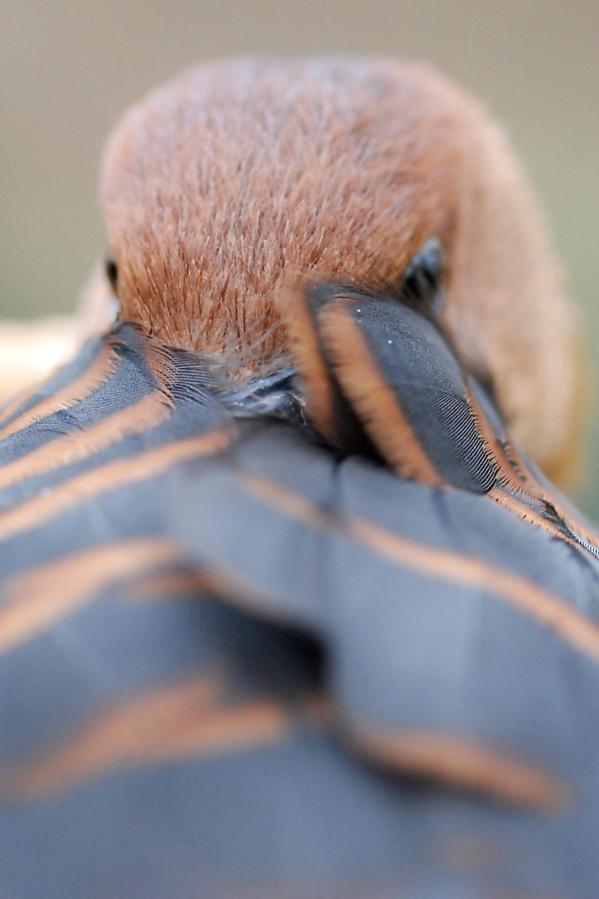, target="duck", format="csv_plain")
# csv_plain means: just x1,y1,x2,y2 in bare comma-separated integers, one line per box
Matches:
0,57,597,899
